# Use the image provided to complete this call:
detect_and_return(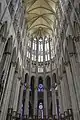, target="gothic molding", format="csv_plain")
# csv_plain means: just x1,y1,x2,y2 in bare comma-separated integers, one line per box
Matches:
0,34,6,42
51,83,57,89
20,81,24,86
11,61,17,67
63,60,70,66
4,51,11,55
5,36,13,54
0,21,7,37
66,35,75,54
15,69,18,74
58,76,63,81
73,36,80,42
18,76,22,81
63,70,66,74
69,52,76,57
